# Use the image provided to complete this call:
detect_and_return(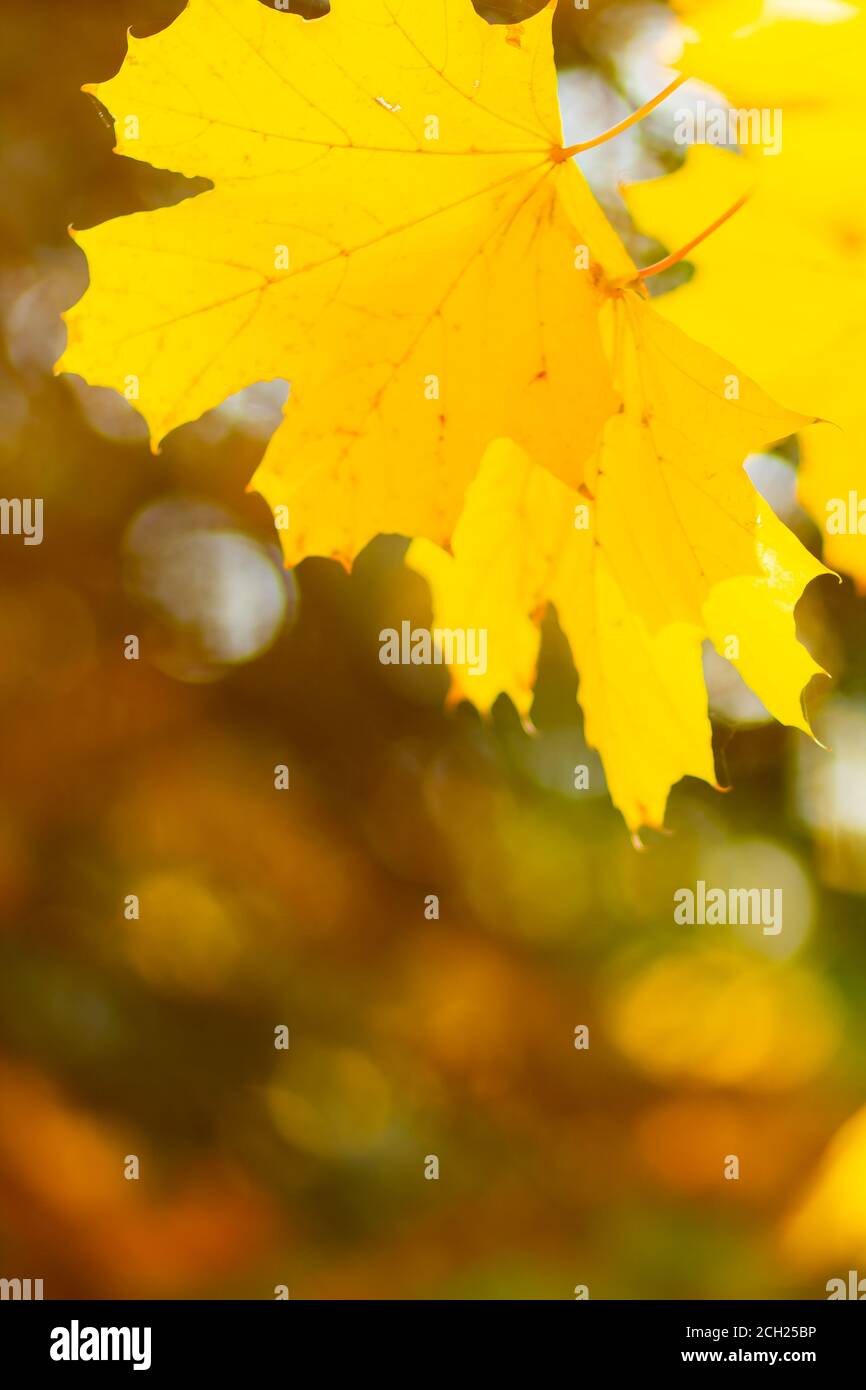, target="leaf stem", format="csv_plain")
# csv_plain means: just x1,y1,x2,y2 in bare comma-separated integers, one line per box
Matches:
633,190,751,282
554,74,686,160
